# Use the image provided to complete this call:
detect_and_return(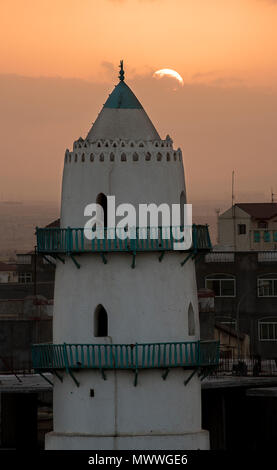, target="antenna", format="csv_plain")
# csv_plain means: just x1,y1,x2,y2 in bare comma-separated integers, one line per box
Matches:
215,208,220,244
232,170,235,208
